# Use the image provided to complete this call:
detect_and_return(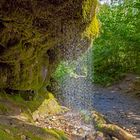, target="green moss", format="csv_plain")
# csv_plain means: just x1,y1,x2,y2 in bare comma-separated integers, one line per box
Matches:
32,92,61,119
82,0,98,21
0,21,50,90
0,90,61,121
0,129,15,140
0,123,68,140
0,104,9,114
45,129,68,140
0,0,99,91
0,125,20,140
82,0,99,39
83,15,99,38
